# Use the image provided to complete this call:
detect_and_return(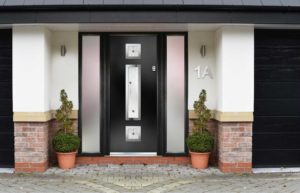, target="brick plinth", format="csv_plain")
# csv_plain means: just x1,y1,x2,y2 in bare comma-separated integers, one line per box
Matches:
77,156,191,165
218,122,252,173
15,122,49,172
